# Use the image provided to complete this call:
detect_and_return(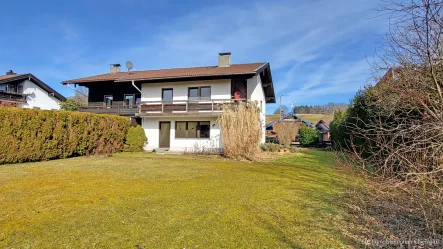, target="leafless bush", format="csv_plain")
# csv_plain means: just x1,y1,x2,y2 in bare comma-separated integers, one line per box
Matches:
183,143,223,155
274,121,299,147
338,0,443,237
217,101,262,160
